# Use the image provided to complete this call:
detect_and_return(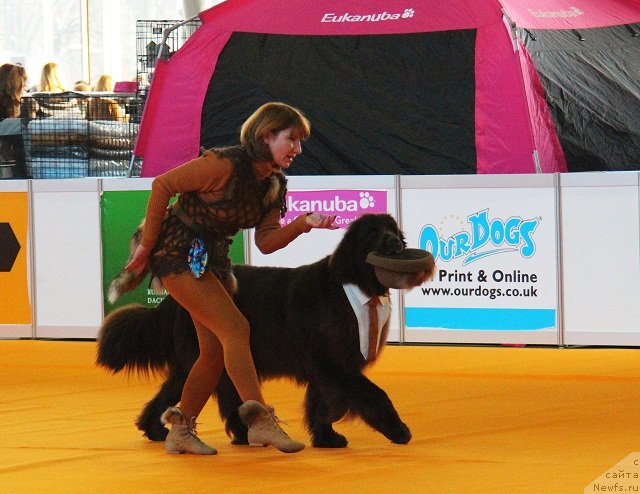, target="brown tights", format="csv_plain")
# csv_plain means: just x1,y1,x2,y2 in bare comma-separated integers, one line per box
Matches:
161,270,265,421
